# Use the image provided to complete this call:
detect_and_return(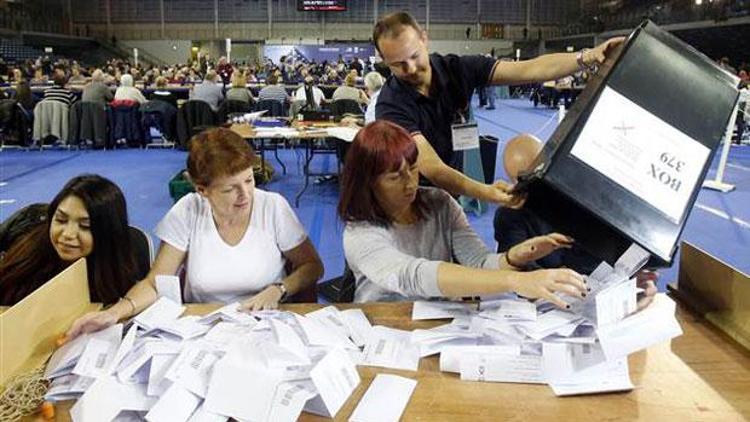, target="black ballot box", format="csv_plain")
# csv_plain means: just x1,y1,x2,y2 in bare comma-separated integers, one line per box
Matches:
515,20,740,268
